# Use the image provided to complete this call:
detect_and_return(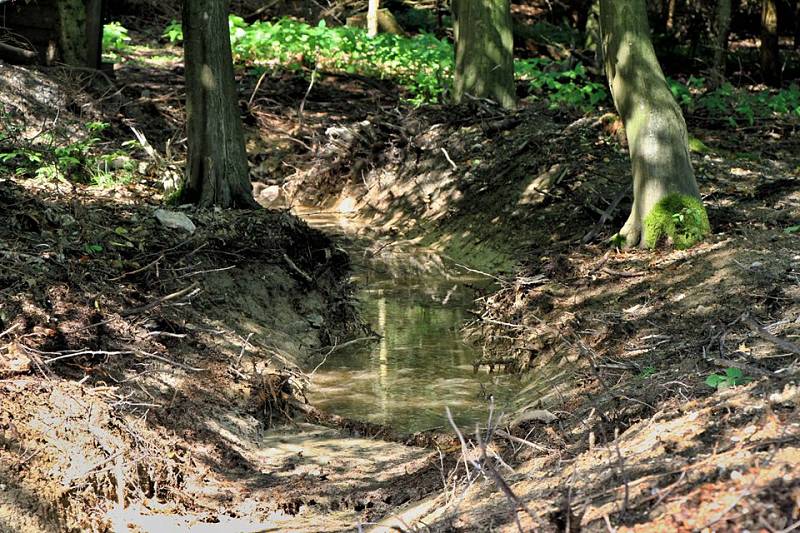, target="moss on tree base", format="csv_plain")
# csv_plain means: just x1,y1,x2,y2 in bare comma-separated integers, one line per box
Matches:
643,194,710,249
